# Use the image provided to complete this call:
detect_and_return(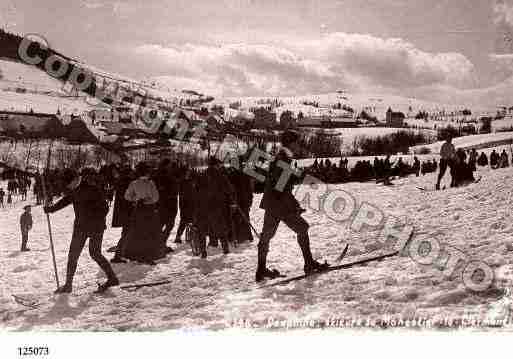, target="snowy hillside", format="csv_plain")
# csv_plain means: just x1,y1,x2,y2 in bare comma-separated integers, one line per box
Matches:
223,92,493,122
411,132,513,154
1,165,512,331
